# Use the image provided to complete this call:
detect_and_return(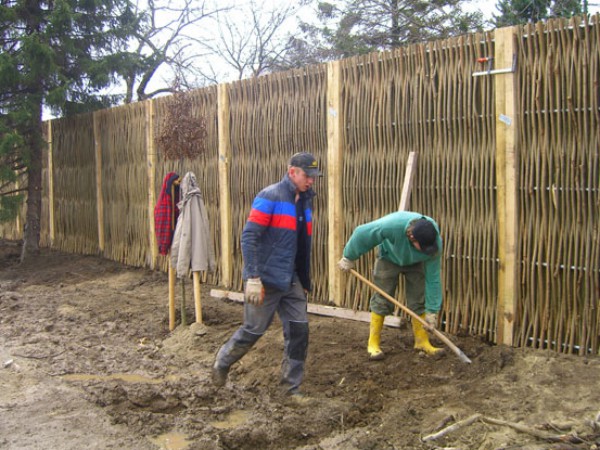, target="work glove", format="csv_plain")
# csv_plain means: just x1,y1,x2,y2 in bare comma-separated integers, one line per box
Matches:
244,277,265,306
337,257,355,272
424,312,438,329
